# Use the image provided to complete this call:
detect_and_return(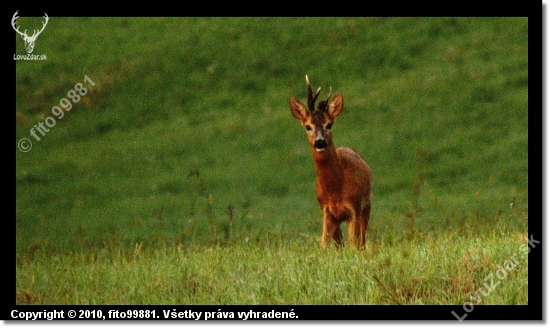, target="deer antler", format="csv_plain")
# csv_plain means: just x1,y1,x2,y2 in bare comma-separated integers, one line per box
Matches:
31,13,49,39
317,87,333,111
11,11,48,40
11,11,27,38
306,75,321,112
